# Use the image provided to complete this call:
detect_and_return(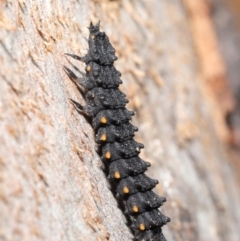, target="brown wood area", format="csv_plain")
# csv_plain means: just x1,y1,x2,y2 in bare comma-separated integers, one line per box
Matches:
0,0,240,241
